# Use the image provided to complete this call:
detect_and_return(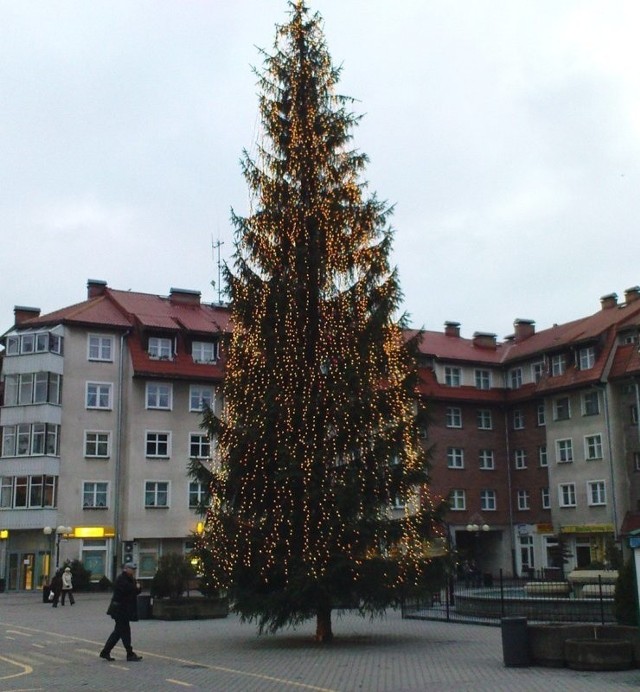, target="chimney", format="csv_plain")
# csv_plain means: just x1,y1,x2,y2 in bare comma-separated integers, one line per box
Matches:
444,321,461,337
169,288,201,306
624,286,640,305
472,332,497,349
600,293,618,310
14,306,41,325
513,319,535,342
87,279,107,299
